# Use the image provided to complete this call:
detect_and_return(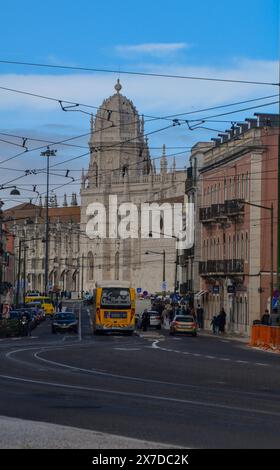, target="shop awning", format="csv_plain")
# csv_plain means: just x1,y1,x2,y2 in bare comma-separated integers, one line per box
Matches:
194,290,208,299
